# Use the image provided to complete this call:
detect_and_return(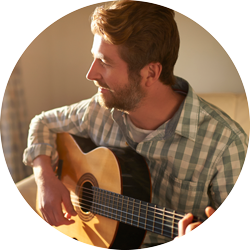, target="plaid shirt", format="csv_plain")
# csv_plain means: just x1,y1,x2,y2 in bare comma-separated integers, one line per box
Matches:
23,77,248,247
